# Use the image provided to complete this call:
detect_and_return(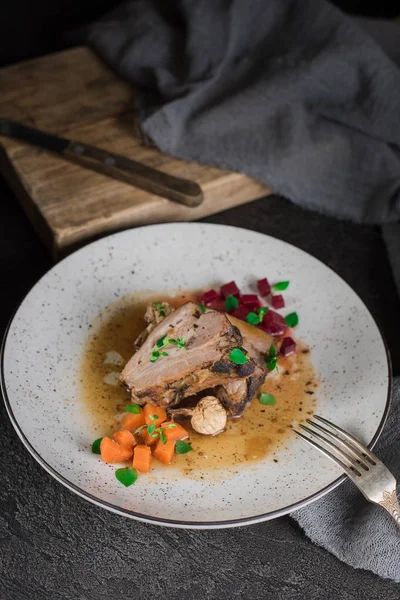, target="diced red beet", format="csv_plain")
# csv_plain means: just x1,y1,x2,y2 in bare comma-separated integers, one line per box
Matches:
262,310,287,336
241,294,261,310
257,278,271,297
220,281,240,299
231,305,250,321
200,289,220,306
271,294,285,309
280,337,296,356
